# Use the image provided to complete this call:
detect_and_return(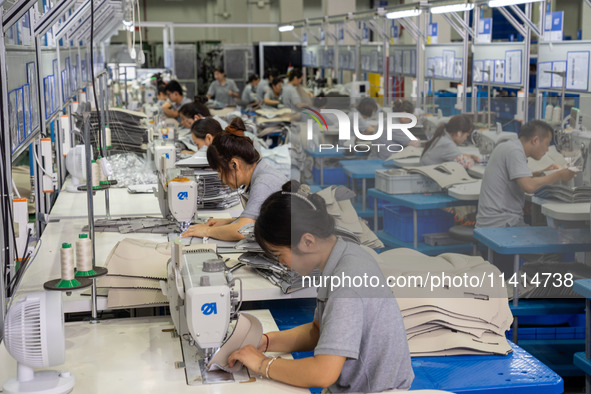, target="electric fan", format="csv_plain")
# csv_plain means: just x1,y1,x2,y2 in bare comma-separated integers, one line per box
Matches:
65,145,90,192
3,291,75,394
